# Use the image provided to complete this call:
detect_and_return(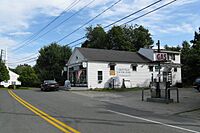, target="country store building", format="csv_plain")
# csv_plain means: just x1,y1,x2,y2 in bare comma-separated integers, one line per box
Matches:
67,47,181,89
